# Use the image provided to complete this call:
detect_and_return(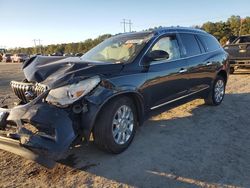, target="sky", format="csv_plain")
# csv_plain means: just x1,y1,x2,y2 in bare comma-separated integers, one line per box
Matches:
0,0,250,48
